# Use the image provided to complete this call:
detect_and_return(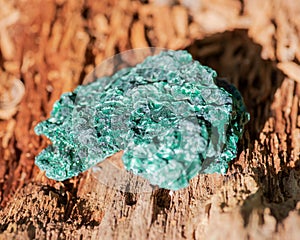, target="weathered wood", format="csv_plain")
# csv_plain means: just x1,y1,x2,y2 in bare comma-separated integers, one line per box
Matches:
0,0,299,239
